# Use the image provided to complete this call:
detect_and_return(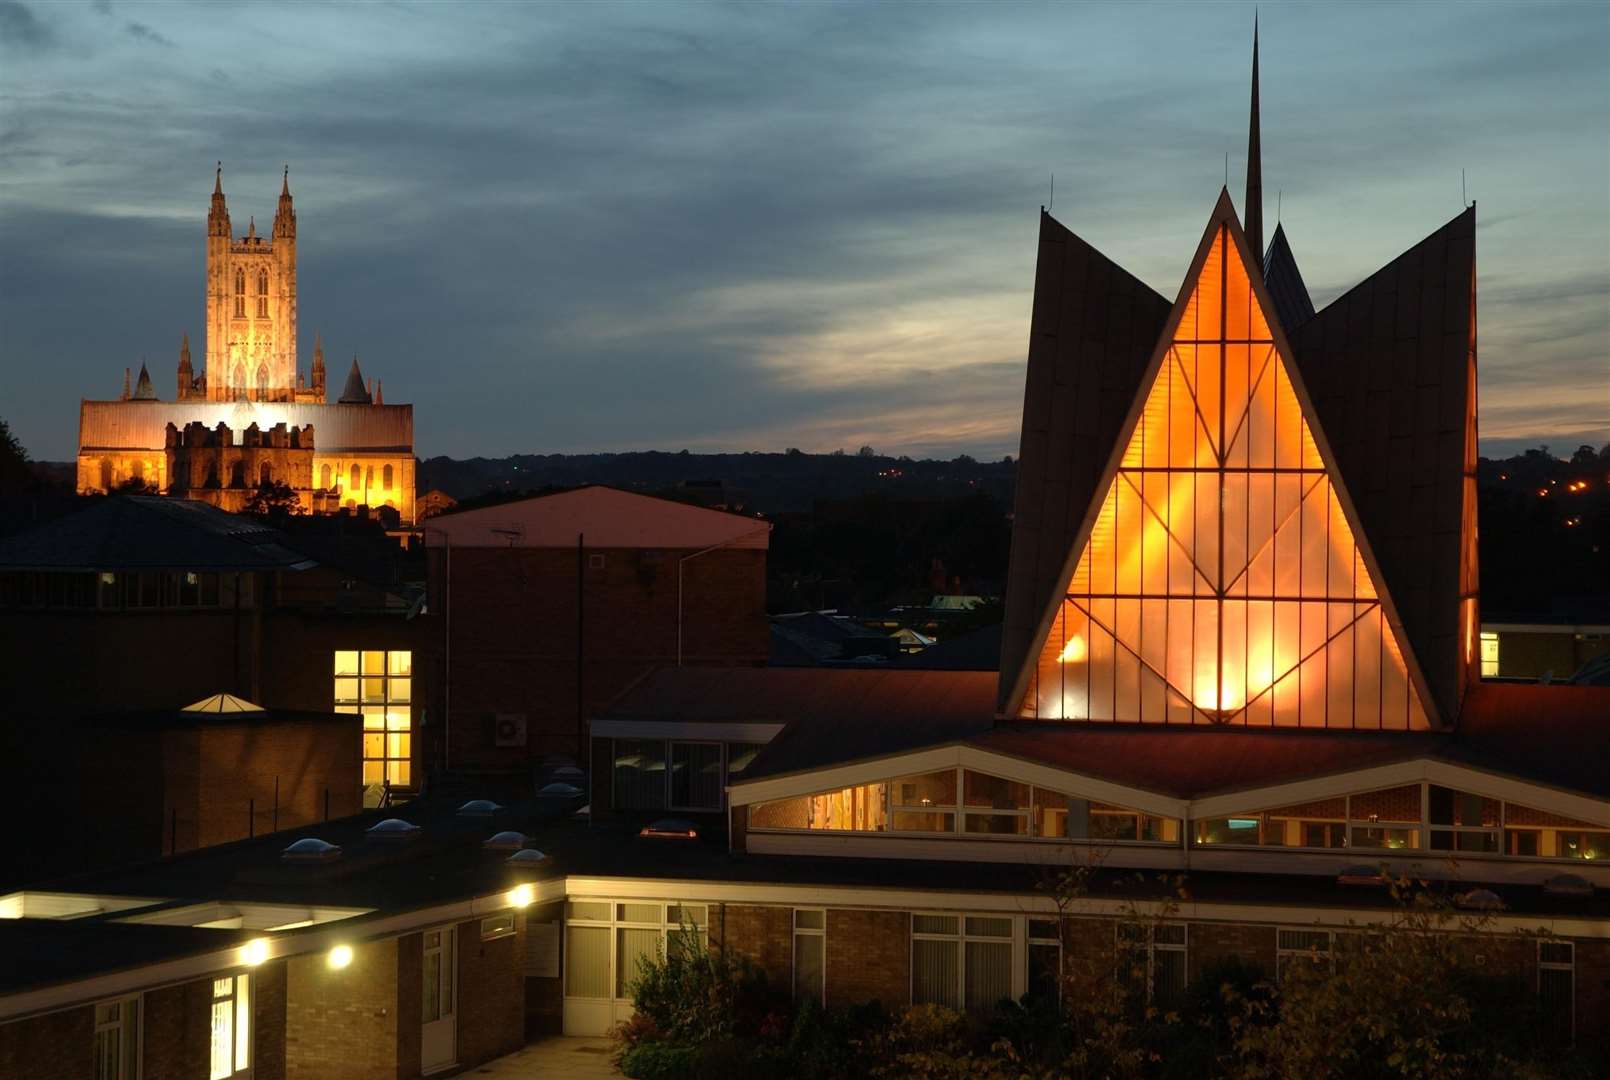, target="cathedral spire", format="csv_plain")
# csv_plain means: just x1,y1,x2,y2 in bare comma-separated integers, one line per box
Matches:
311,332,326,399
1244,13,1264,273
177,333,193,399
133,361,156,401
208,161,231,238
338,356,372,405
274,164,296,239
